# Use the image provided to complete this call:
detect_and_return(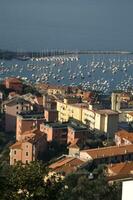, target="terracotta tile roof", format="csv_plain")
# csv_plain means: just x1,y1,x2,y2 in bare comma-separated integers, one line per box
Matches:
82,144,133,159
107,162,133,175
116,130,133,143
10,141,22,149
107,162,133,181
49,156,84,175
